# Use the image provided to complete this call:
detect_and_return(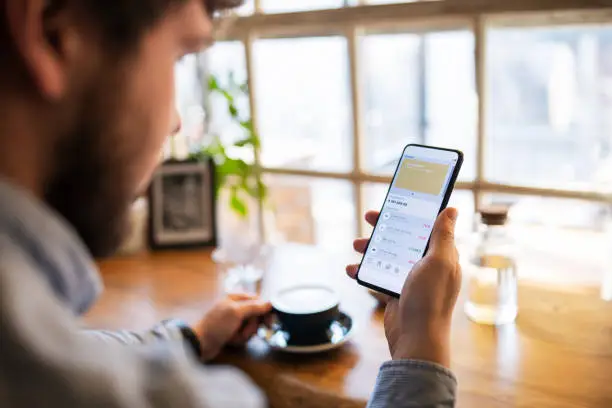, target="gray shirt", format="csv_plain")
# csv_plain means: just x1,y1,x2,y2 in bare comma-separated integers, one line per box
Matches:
0,180,456,407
